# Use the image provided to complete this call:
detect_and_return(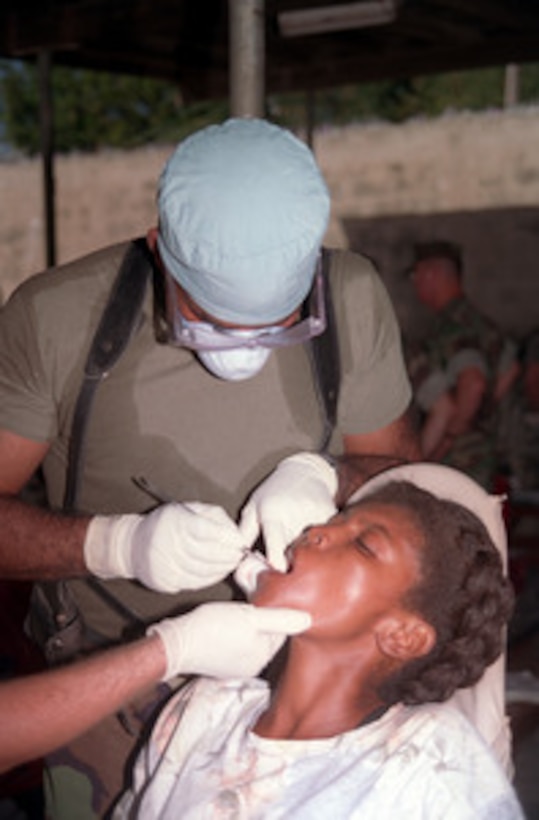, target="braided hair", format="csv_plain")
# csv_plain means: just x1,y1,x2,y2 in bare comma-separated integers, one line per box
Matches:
362,481,514,706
